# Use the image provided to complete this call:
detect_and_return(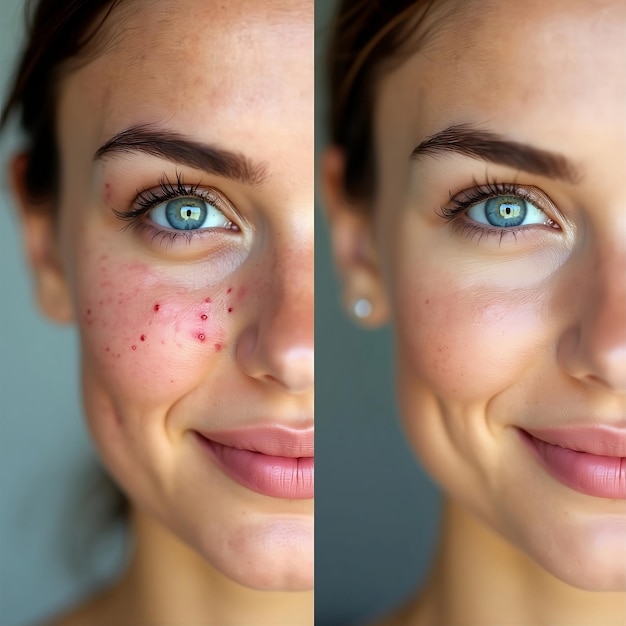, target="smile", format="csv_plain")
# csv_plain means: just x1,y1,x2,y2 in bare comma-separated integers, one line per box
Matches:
194,426,314,499
519,426,626,499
